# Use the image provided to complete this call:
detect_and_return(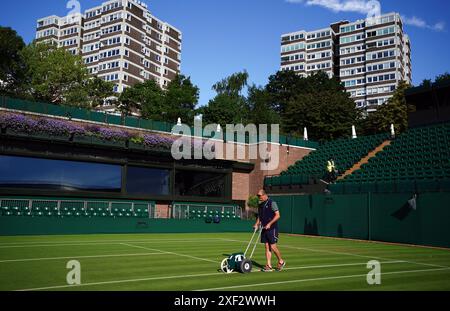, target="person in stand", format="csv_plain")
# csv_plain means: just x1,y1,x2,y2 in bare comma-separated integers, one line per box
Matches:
326,157,337,183
253,190,286,272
